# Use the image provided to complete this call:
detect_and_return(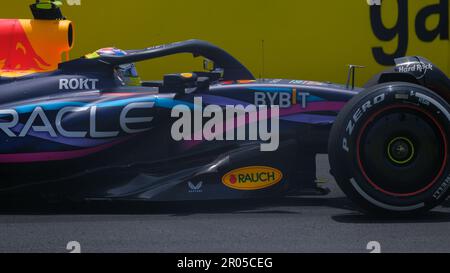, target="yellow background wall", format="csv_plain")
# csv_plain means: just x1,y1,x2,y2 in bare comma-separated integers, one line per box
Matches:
2,0,448,86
